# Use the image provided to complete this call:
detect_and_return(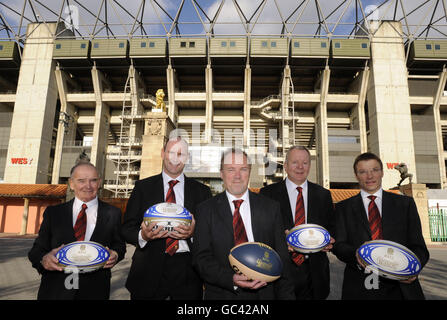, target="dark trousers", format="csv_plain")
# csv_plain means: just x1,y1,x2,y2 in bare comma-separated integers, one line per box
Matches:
131,252,203,300
291,259,313,300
